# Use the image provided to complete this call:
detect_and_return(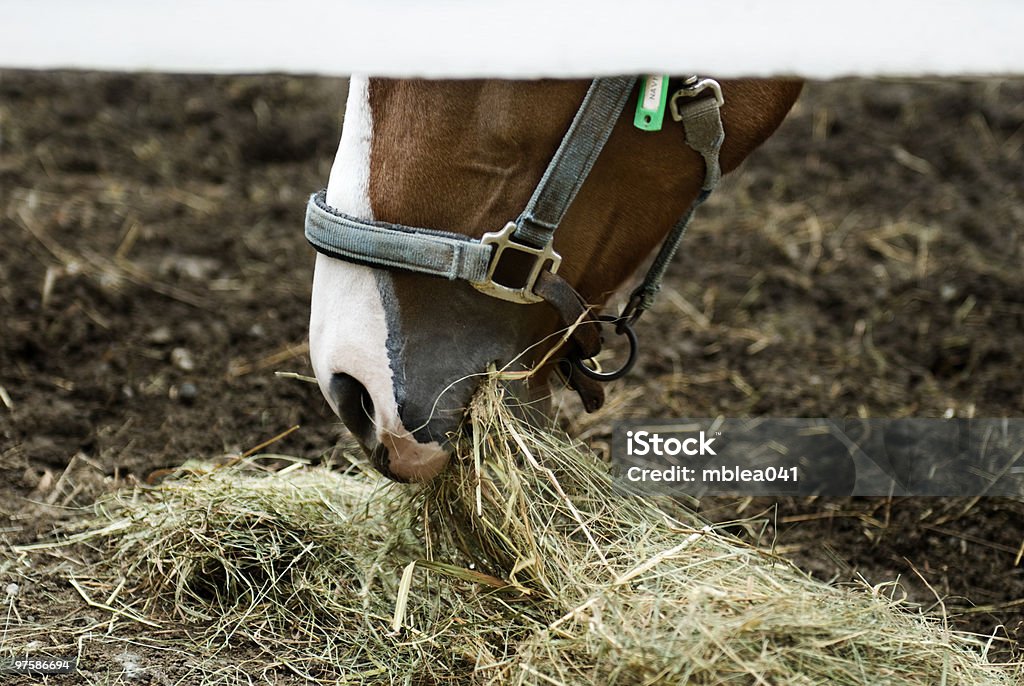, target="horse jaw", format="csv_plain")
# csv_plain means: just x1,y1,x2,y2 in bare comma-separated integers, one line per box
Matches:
308,75,450,482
